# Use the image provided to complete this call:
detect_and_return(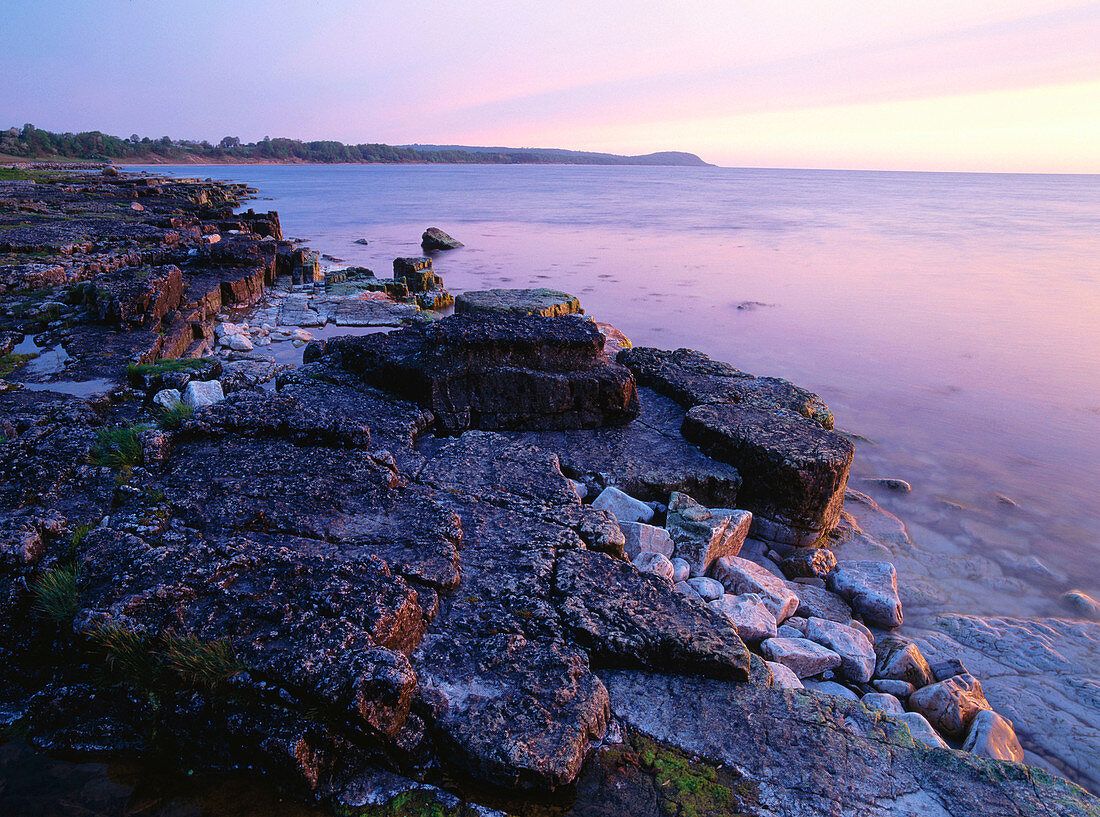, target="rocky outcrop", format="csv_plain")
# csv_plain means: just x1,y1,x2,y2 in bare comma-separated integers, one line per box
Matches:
318,314,639,432
421,227,463,251
682,403,854,545
455,288,582,317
